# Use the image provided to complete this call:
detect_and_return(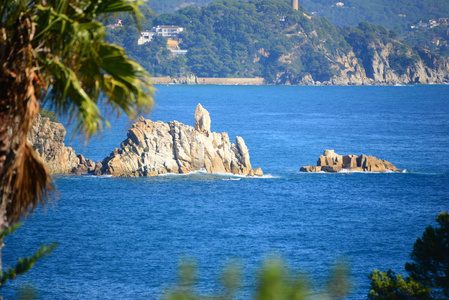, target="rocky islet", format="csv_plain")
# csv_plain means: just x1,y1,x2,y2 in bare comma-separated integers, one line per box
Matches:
100,104,263,177
300,149,402,173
